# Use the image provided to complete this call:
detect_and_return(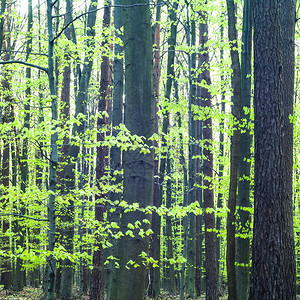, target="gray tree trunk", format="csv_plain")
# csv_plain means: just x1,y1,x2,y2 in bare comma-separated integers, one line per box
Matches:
150,2,178,297
226,1,241,299
106,1,123,297
236,0,252,299
108,0,154,298
46,0,58,298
